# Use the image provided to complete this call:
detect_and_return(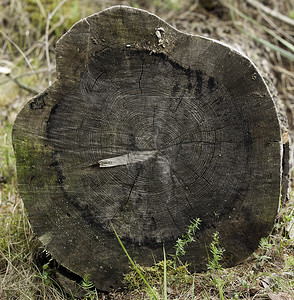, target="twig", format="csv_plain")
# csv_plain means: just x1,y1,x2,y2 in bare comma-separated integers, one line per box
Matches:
0,31,37,79
245,0,294,27
45,0,68,86
10,75,40,95
35,0,47,18
11,16,66,67
0,68,56,86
